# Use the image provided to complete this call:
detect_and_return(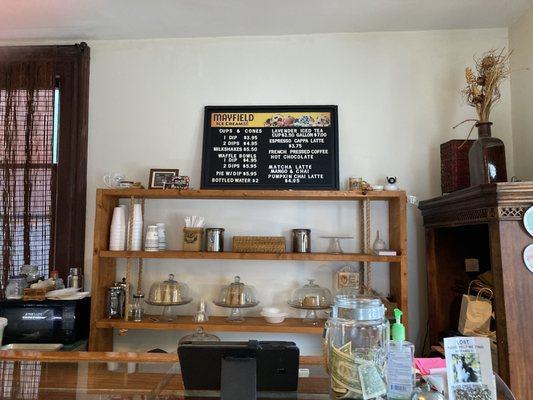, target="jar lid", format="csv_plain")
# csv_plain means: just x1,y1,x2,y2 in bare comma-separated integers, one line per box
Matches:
178,327,220,344
230,275,243,287
133,292,145,298
164,274,177,284
331,295,385,321
108,284,123,290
